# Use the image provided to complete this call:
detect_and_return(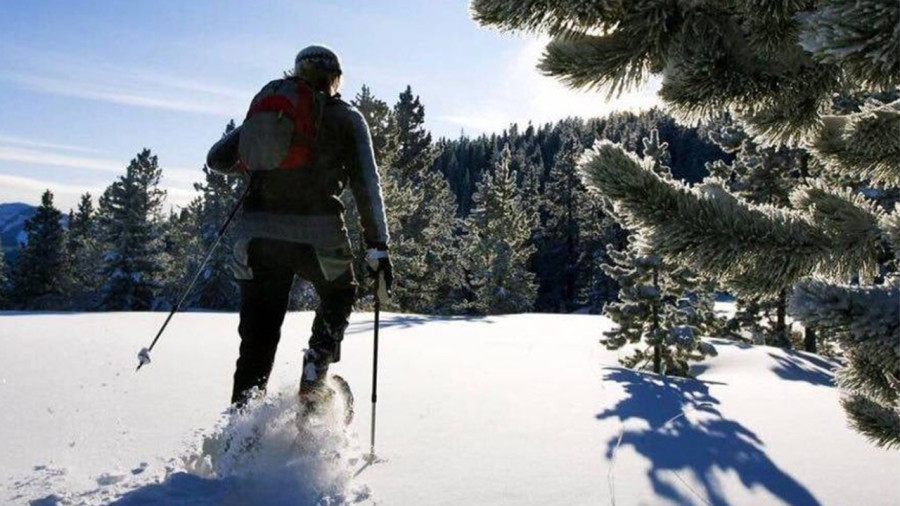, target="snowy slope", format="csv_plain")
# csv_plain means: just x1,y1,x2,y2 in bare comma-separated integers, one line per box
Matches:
0,312,898,505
